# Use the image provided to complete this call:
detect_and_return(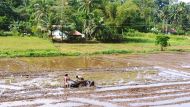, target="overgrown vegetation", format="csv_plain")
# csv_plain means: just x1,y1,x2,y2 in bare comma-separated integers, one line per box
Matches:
0,0,190,42
155,35,170,51
54,32,190,55
0,49,60,57
0,0,190,57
